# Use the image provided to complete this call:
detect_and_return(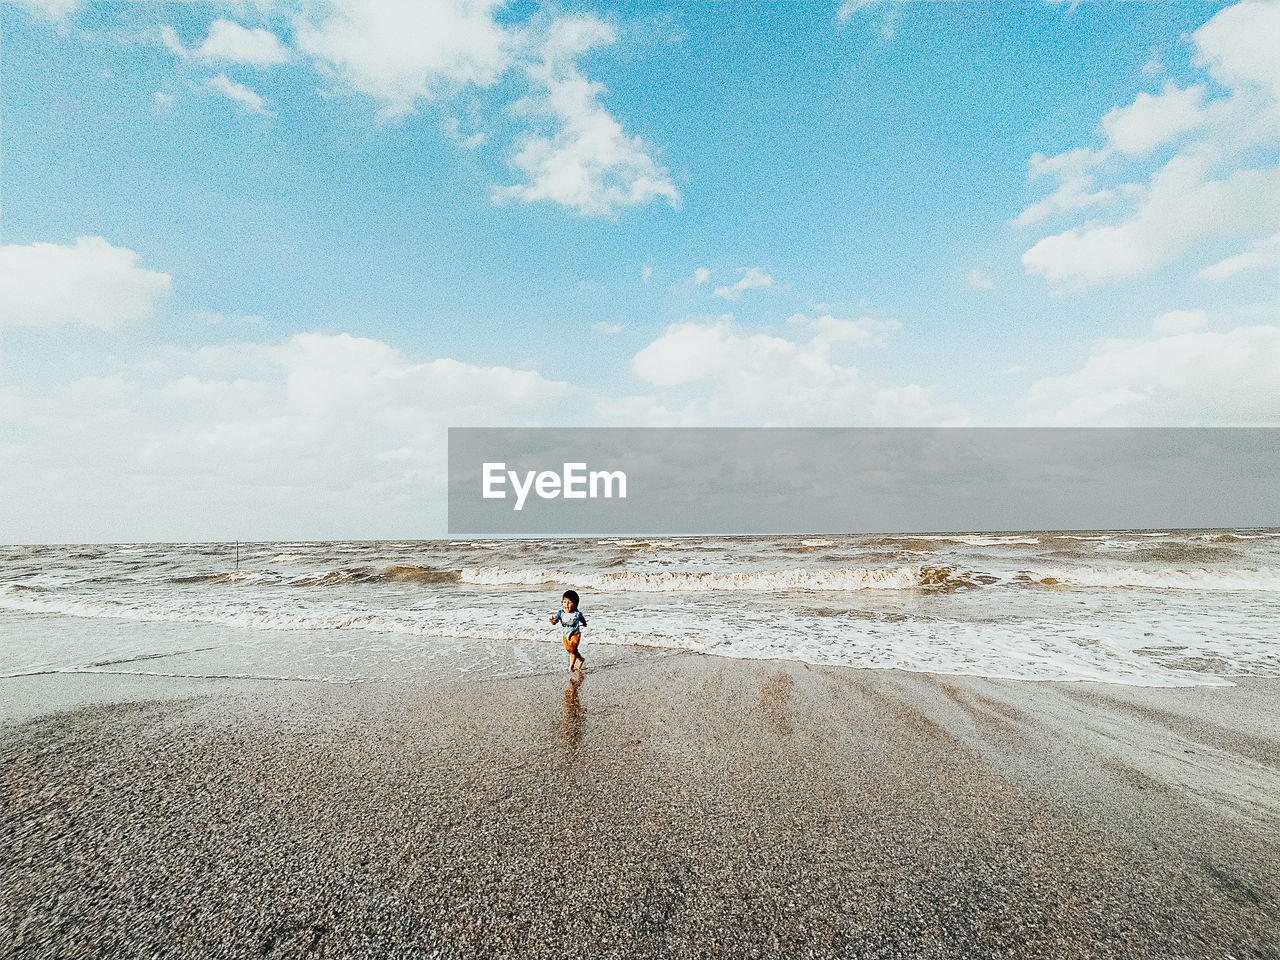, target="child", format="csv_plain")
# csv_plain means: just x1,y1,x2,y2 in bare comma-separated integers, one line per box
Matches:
550,589,587,673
